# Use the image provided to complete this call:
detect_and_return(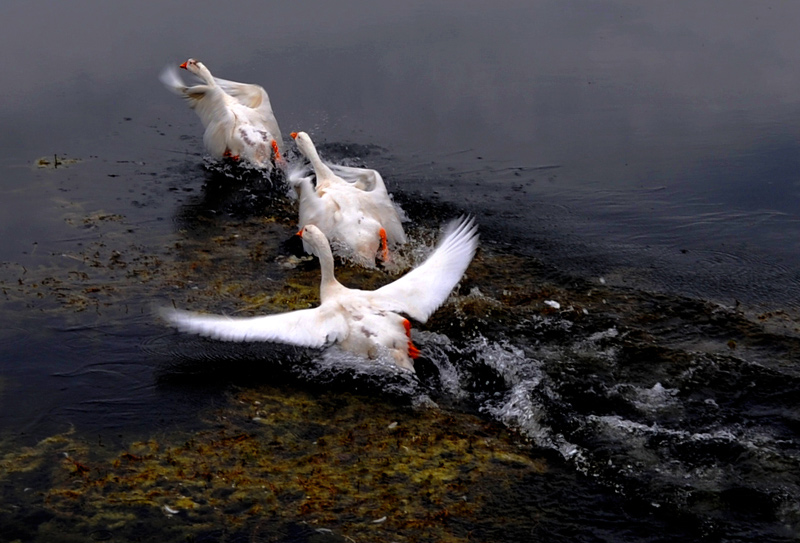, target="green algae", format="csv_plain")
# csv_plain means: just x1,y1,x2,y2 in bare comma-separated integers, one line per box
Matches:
1,386,546,542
